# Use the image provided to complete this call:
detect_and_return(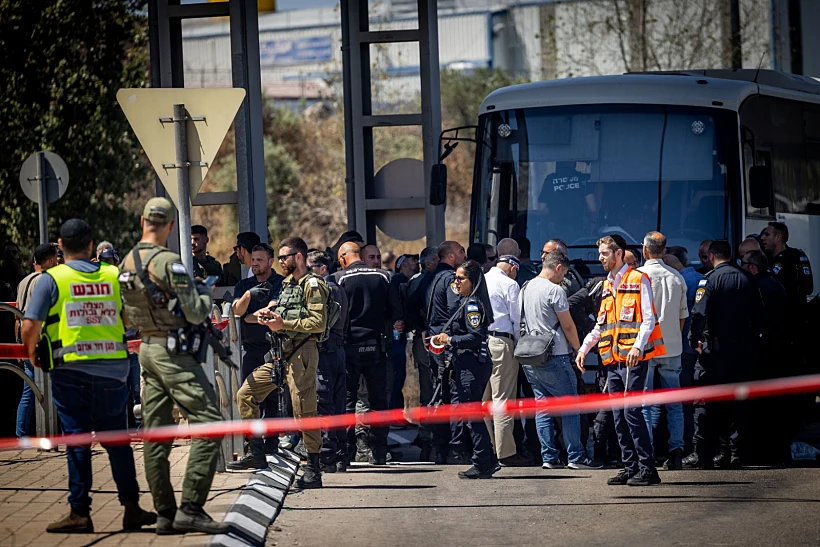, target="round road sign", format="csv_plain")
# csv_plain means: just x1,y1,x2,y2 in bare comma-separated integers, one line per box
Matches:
18,151,69,204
